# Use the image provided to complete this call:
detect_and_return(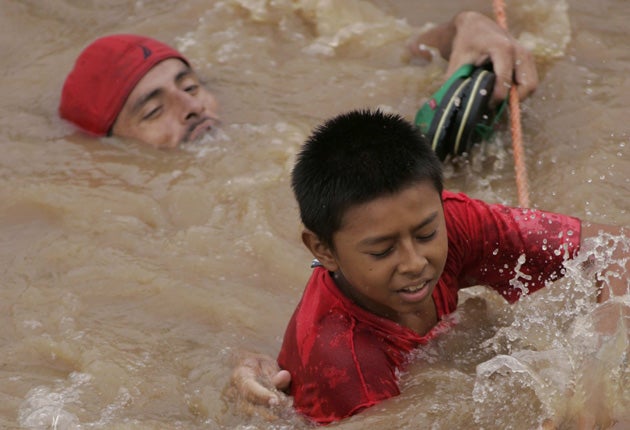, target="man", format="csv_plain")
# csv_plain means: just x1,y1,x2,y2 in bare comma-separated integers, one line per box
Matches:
59,11,537,150
59,34,219,149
